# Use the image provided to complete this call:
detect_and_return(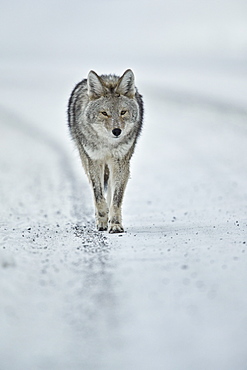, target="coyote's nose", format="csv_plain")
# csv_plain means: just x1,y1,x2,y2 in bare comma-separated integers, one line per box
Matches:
112,128,121,137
